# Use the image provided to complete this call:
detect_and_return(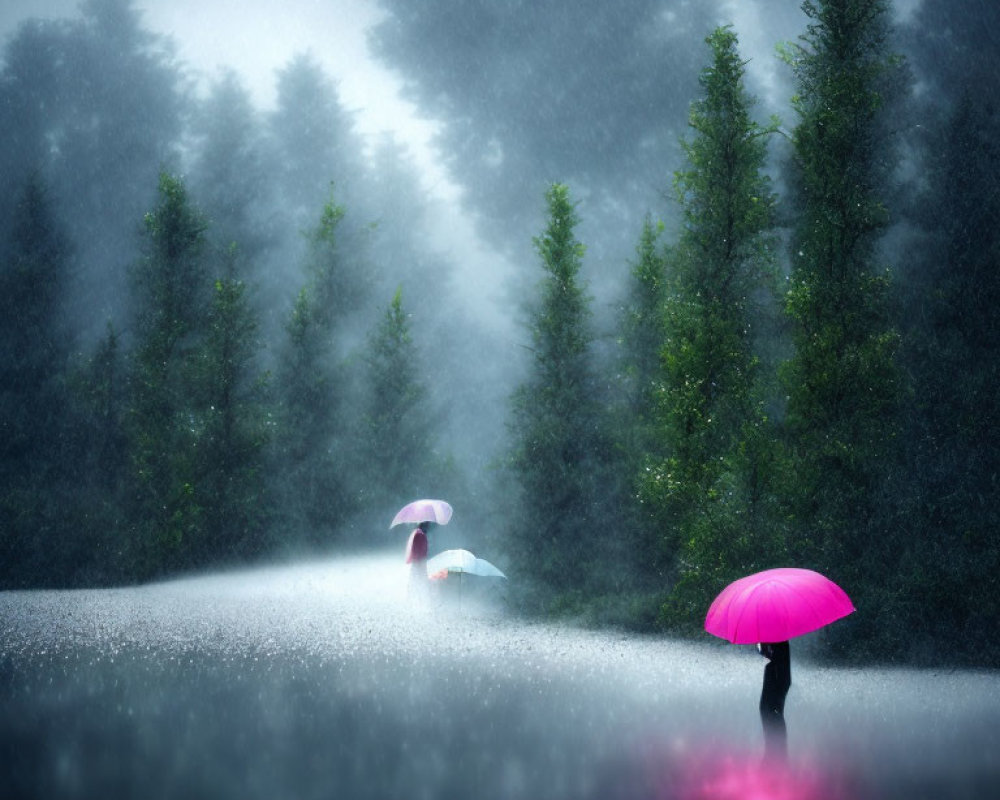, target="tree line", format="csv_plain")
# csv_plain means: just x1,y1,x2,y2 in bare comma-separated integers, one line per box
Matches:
1,0,998,666
503,1,1000,667
0,0,455,586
